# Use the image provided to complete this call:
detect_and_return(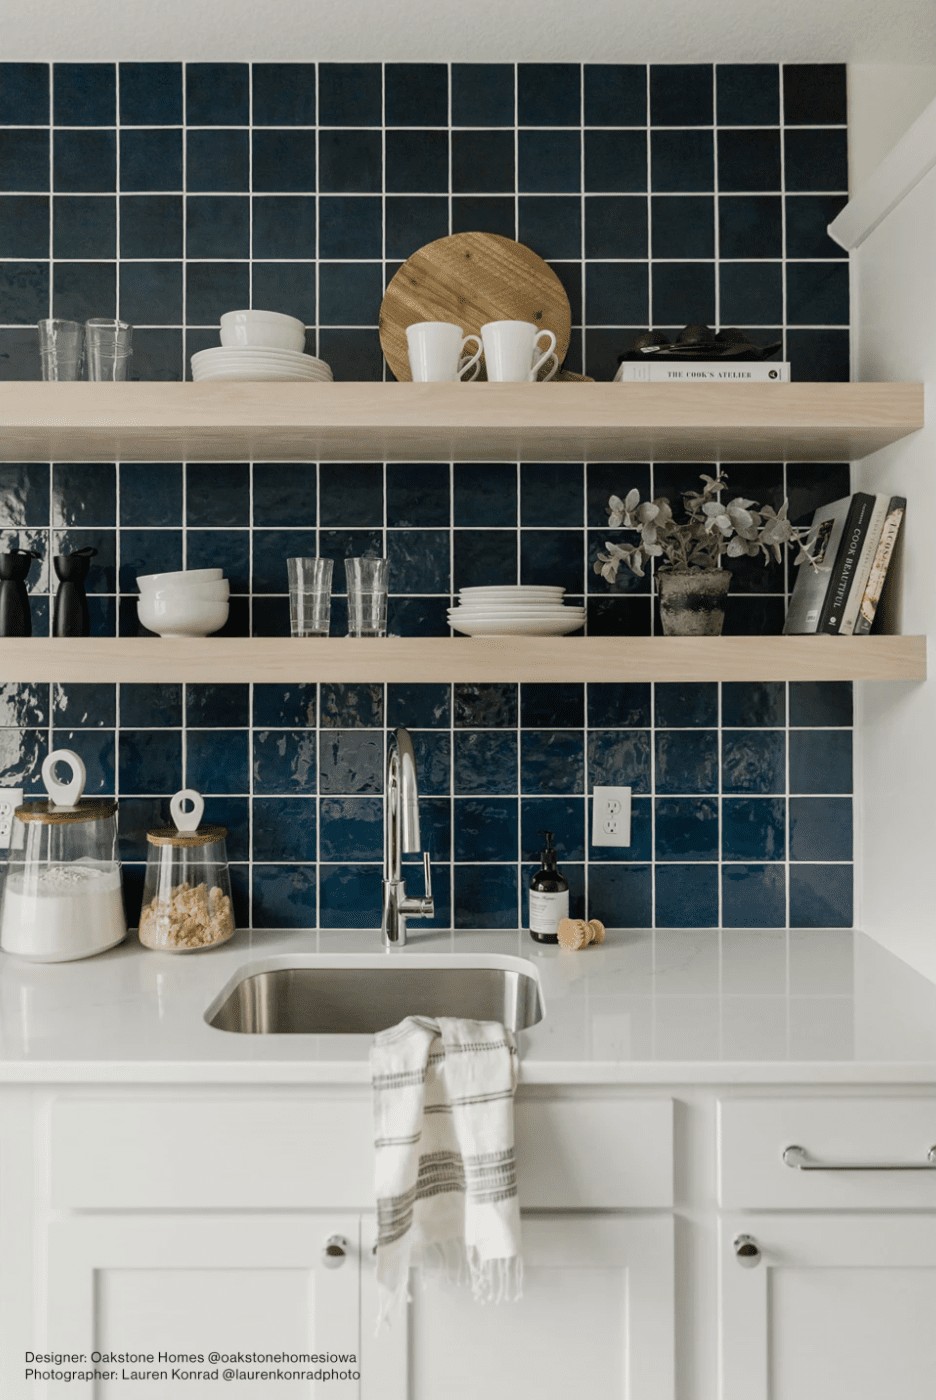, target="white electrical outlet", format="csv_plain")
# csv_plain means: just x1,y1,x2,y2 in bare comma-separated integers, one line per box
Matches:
0,789,23,849
592,785,632,848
